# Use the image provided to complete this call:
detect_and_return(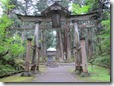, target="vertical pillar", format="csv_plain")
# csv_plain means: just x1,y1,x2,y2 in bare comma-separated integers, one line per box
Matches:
43,32,47,61
35,22,40,47
73,20,82,74
21,31,25,41
63,29,67,61
36,46,41,72
64,19,71,62
59,29,64,62
80,38,88,72
21,38,32,76
88,30,92,59
41,30,44,62
80,37,90,77
56,30,61,61
66,19,71,62
31,21,40,73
